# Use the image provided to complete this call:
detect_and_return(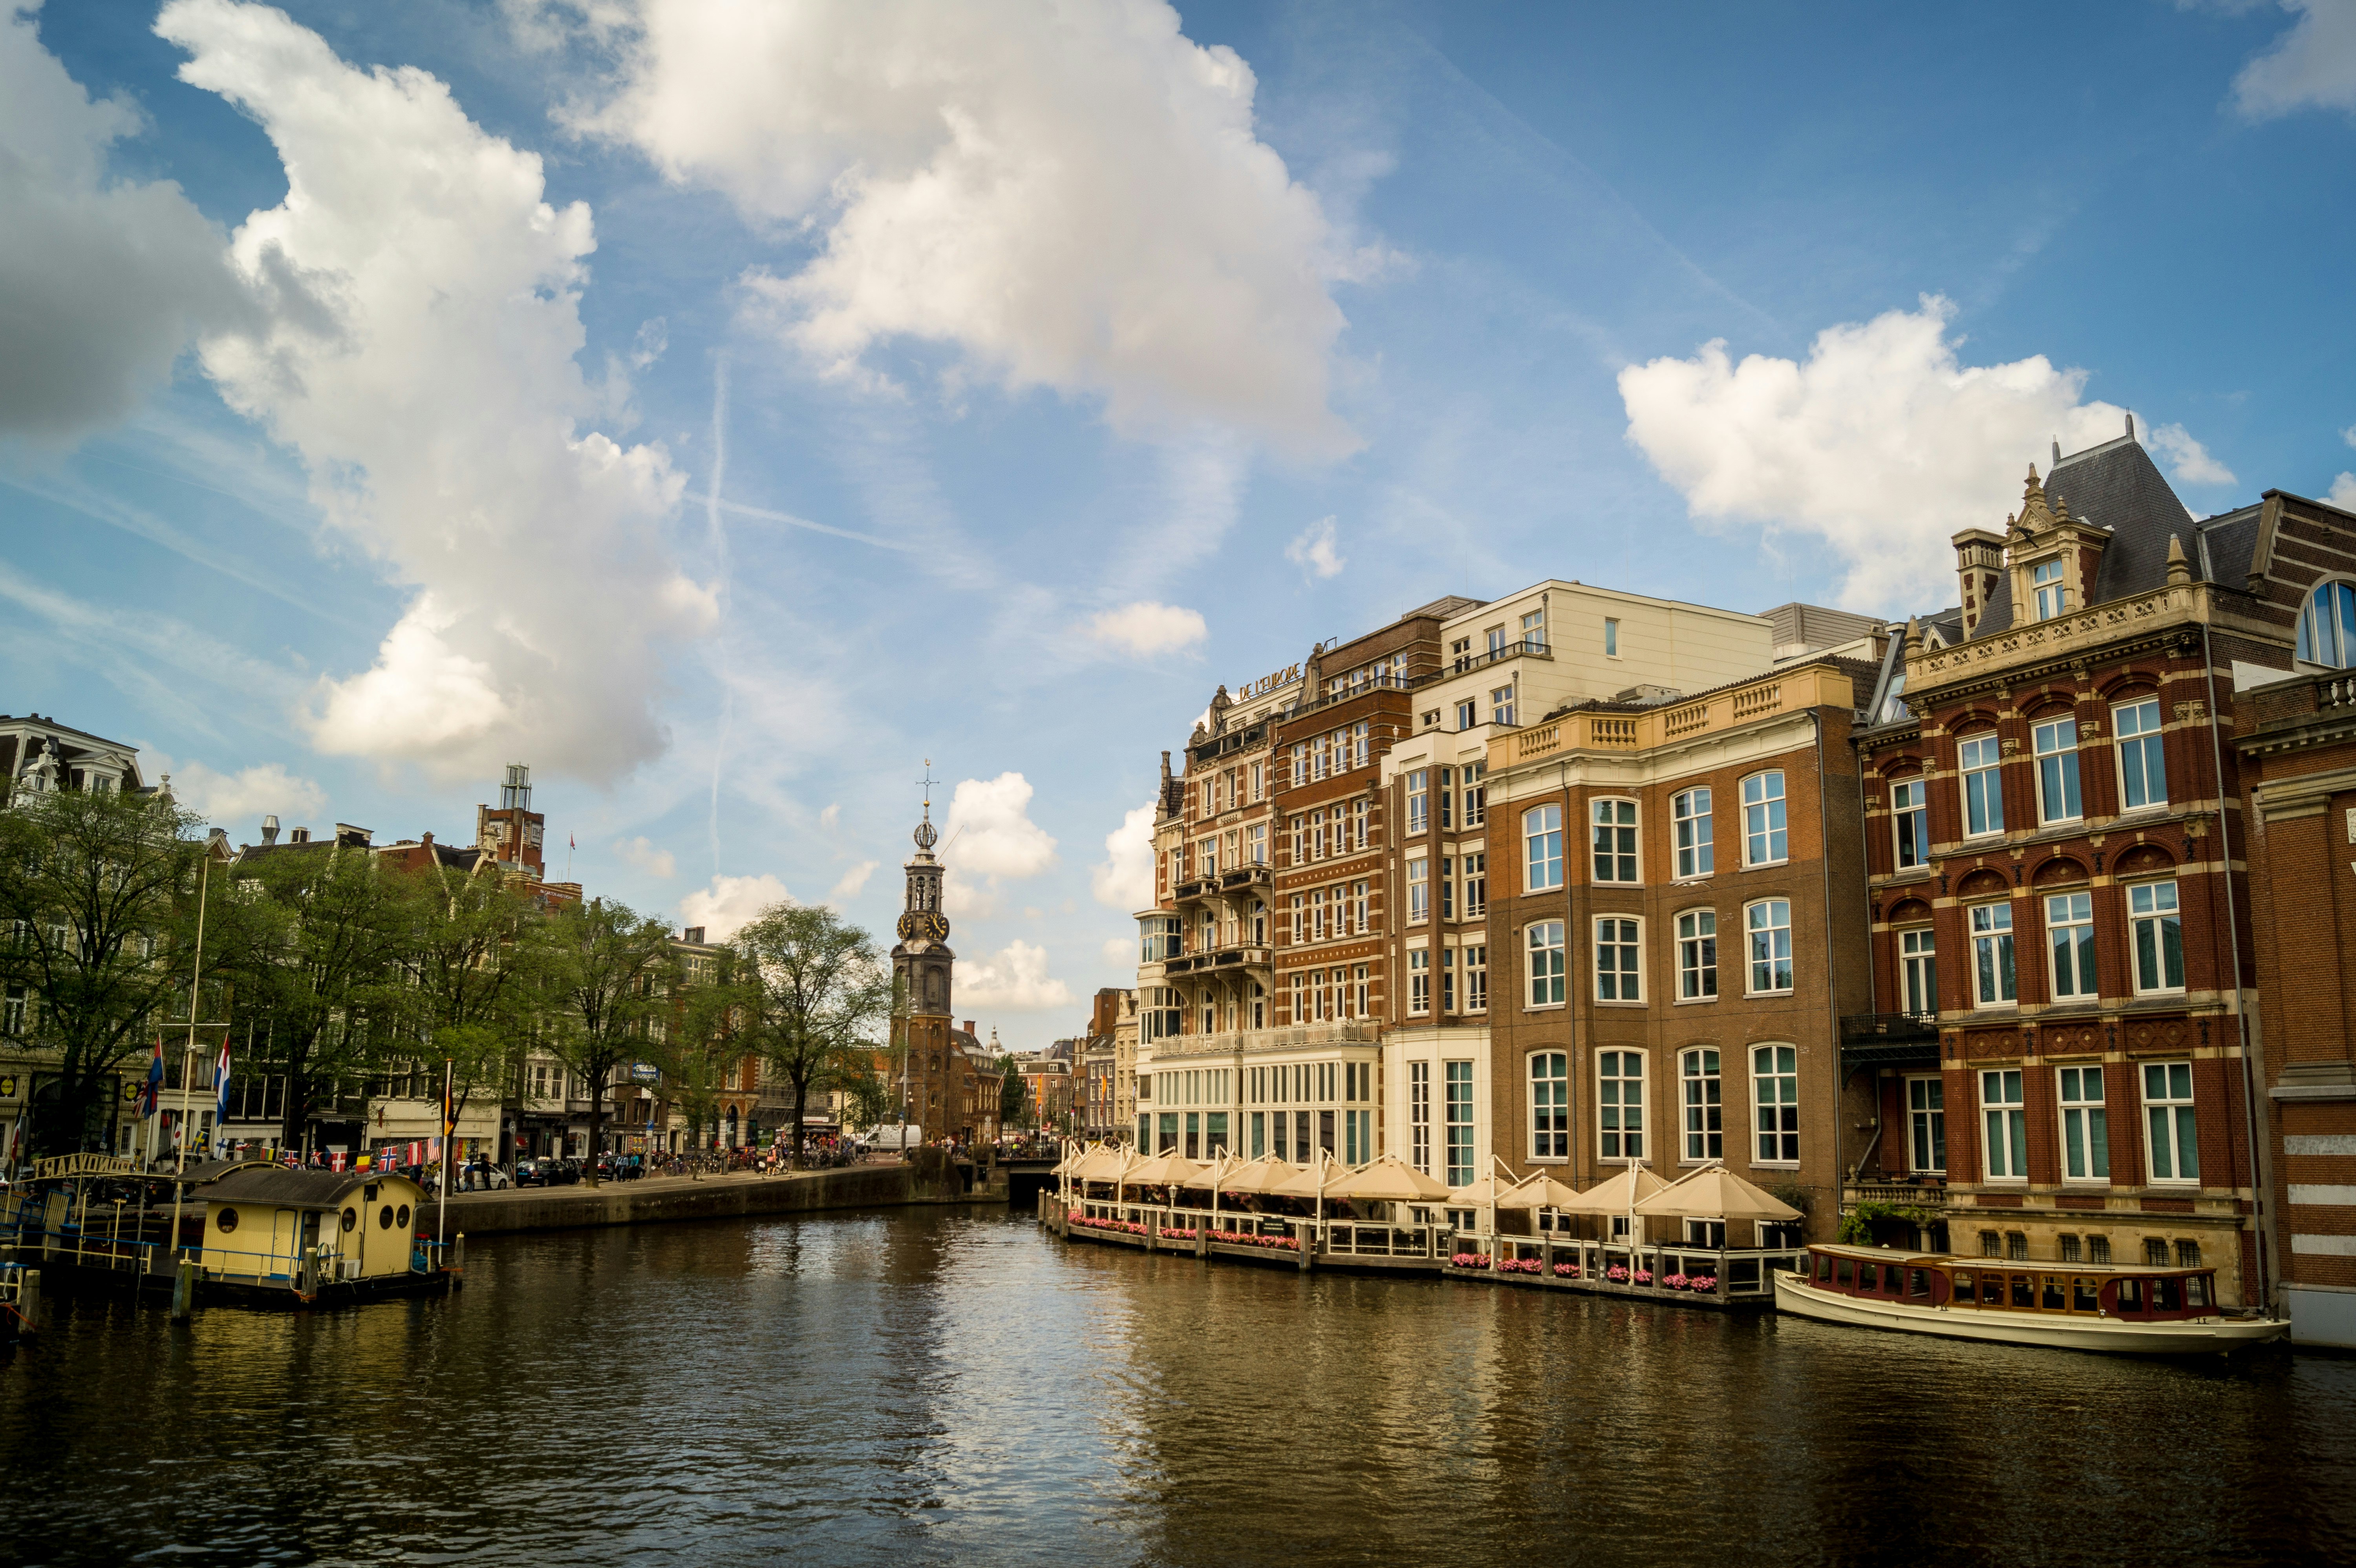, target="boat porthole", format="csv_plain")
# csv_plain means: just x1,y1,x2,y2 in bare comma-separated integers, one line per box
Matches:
342,1206,357,1232
396,1204,410,1228
379,1204,394,1229
217,1208,239,1234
